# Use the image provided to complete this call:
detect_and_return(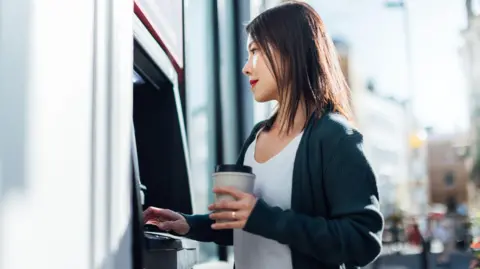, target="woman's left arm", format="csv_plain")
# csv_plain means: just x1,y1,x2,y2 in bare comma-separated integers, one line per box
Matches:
209,132,384,266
